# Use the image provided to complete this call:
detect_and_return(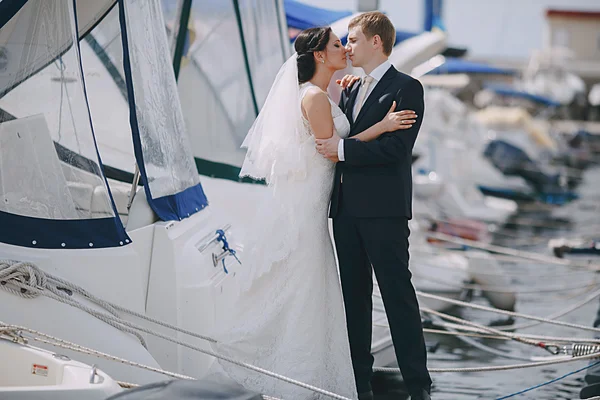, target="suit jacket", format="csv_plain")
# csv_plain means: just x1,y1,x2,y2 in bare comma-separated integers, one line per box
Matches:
330,65,424,219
